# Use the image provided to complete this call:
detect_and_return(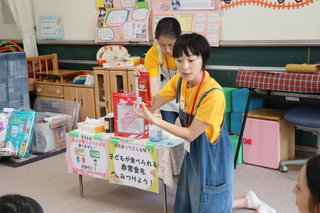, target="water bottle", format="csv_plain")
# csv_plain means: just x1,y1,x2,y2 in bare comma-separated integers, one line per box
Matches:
149,114,163,142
